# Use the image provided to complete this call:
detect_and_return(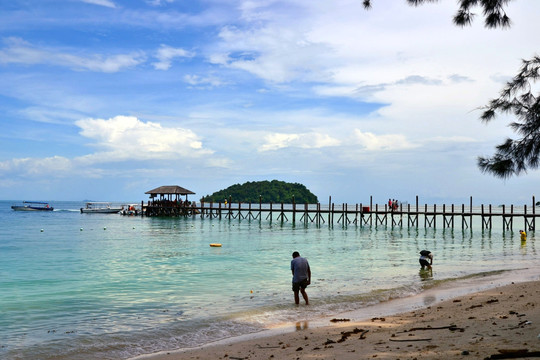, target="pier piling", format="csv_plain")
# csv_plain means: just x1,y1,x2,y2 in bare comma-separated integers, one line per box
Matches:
141,196,538,231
